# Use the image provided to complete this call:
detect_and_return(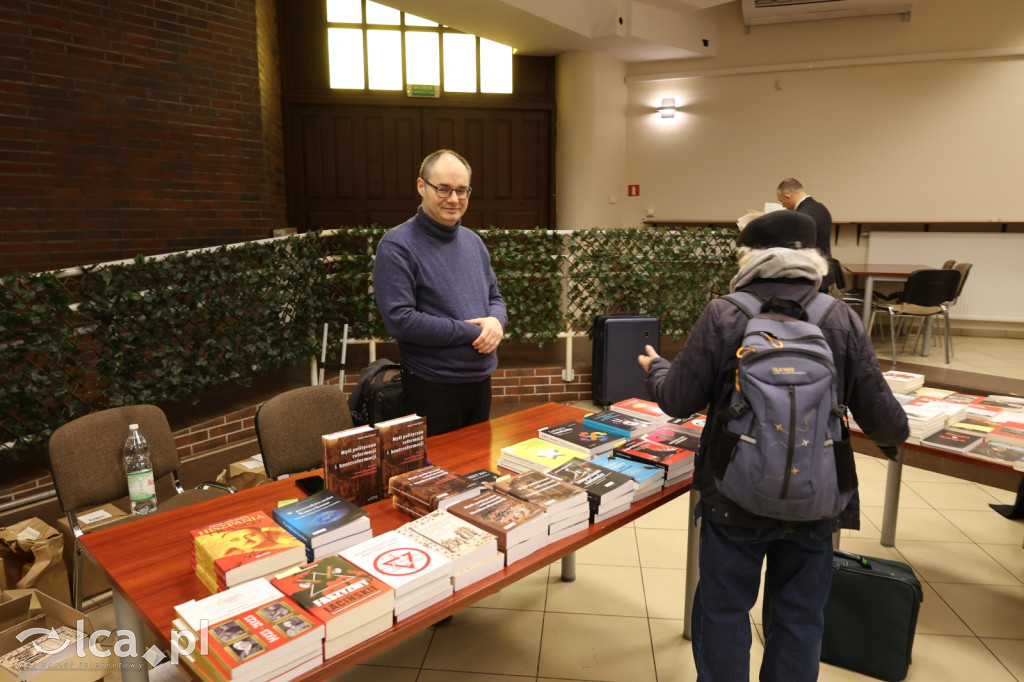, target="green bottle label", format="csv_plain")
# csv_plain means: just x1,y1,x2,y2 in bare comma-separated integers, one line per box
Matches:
127,469,155,502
